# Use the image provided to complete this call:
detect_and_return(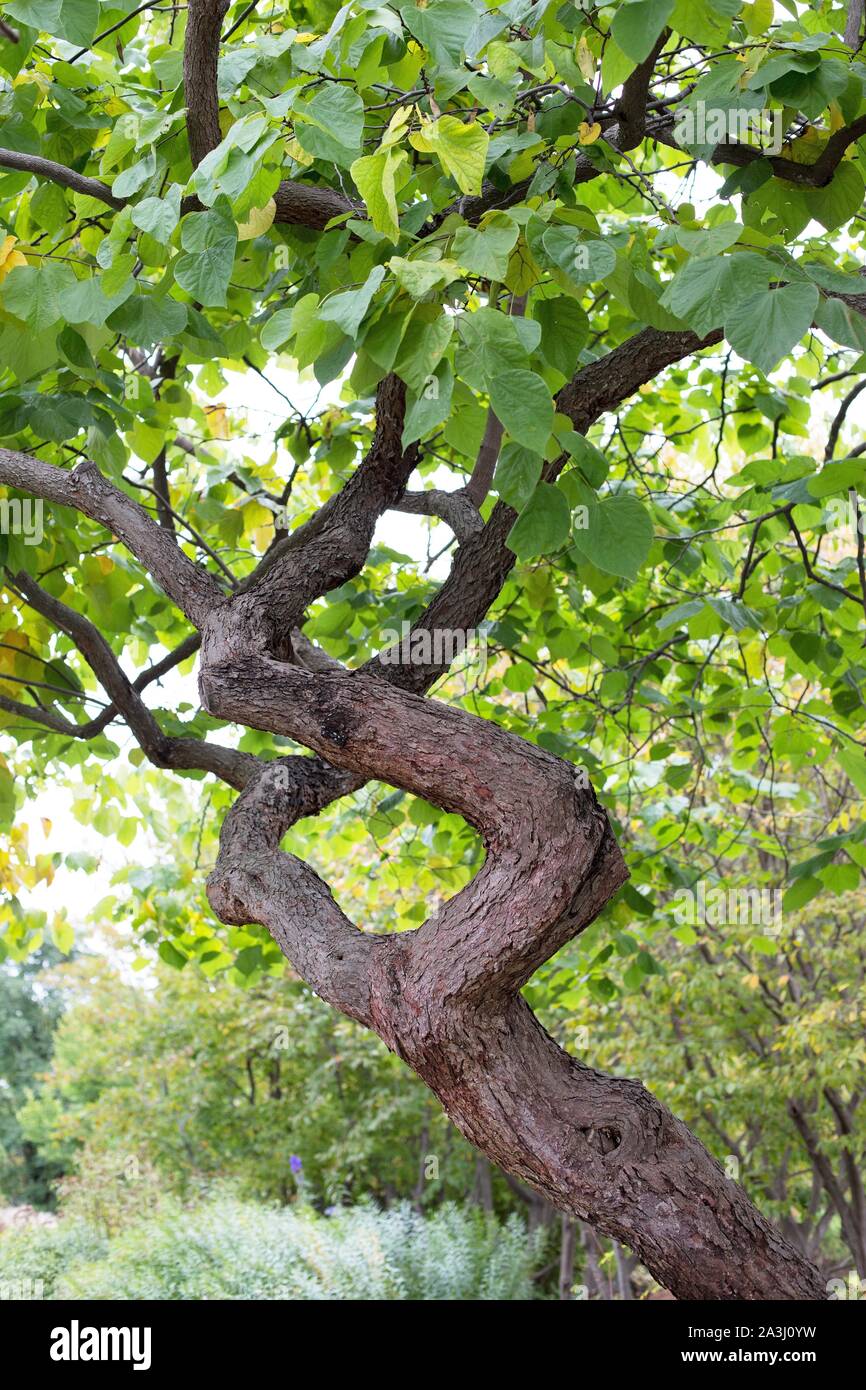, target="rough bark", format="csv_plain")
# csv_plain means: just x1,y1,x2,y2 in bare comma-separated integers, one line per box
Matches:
183,0,229,170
